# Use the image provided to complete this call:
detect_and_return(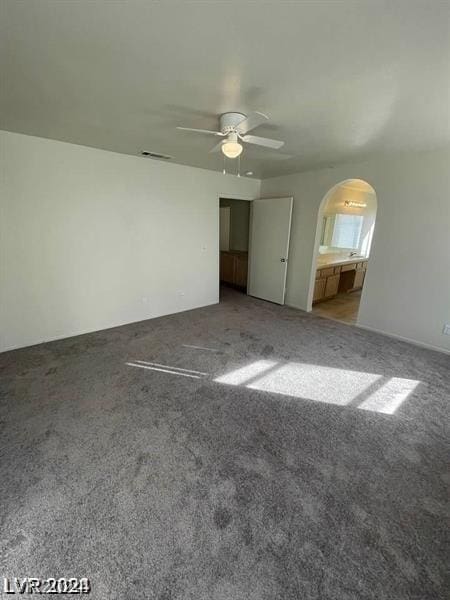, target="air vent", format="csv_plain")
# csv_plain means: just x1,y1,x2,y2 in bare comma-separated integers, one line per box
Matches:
141,150,172,160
